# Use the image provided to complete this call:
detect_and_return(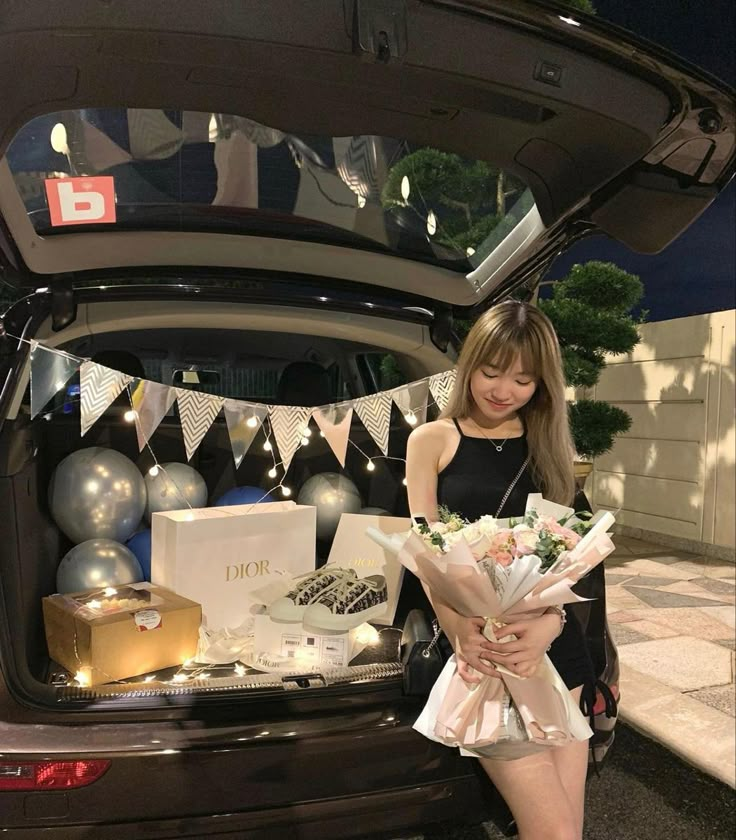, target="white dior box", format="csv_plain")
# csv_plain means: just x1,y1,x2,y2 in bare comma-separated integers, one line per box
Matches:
151,501,316,630
326,513,411,625
253,614,349,671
